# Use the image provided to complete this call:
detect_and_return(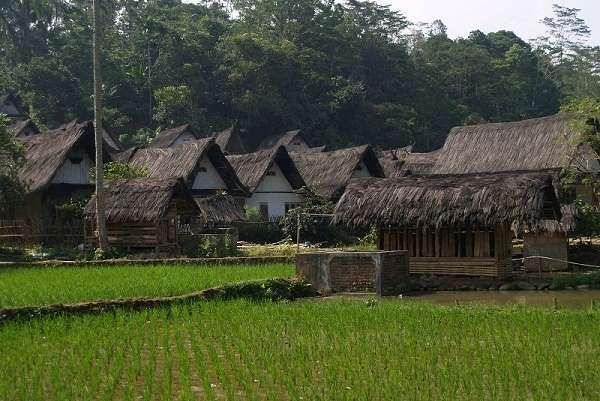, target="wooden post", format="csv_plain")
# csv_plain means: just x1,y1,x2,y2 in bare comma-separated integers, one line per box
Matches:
296,212,301,253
